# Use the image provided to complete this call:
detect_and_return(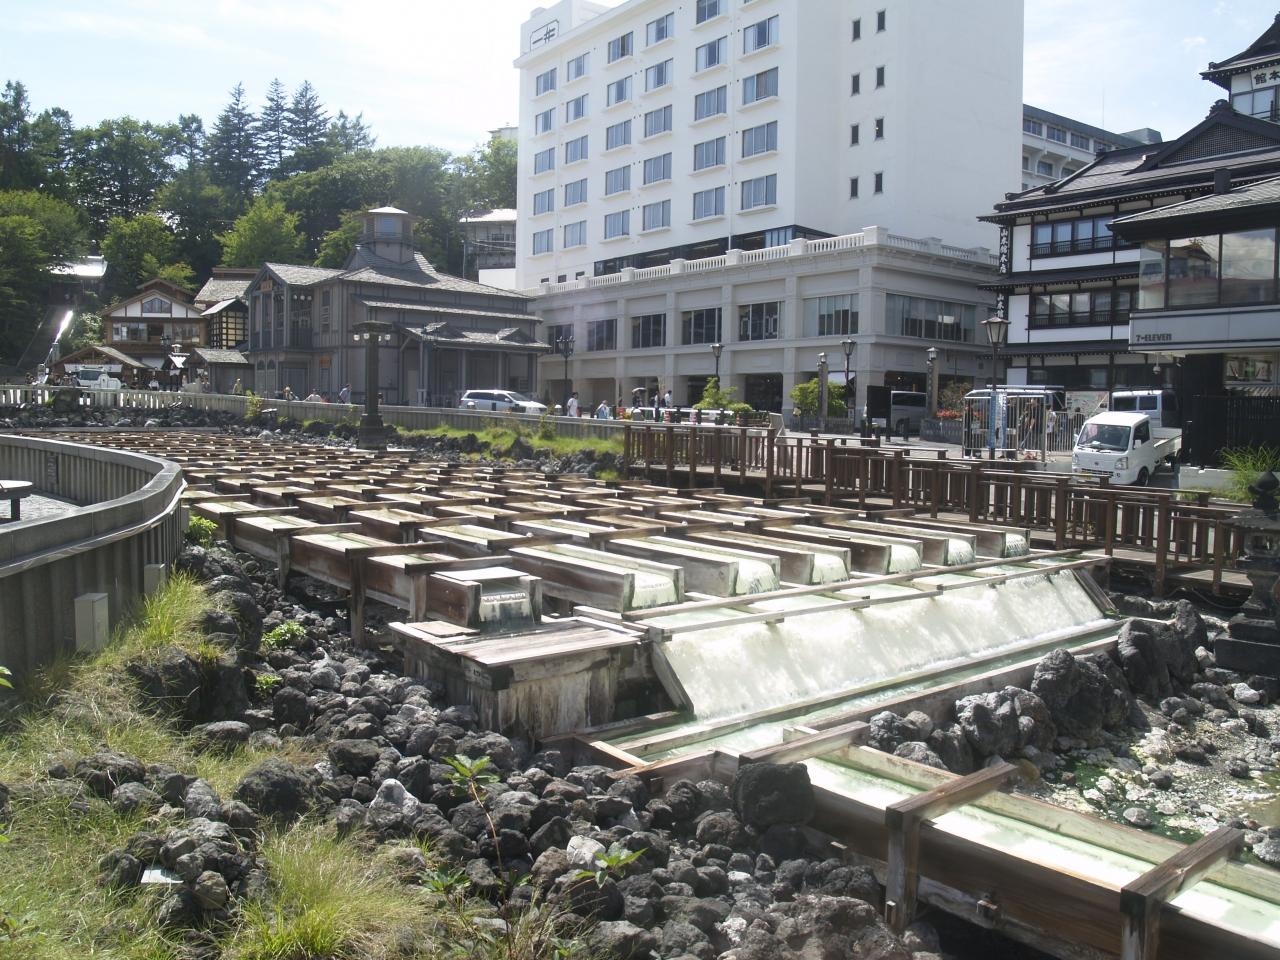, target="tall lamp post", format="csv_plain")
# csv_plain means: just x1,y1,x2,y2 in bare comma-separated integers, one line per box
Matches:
555,332,575,410
926,346,938,418
841,338,856,425
353,319,392,450
817,351,829,434
710,342,723,386
981,316,1011,460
